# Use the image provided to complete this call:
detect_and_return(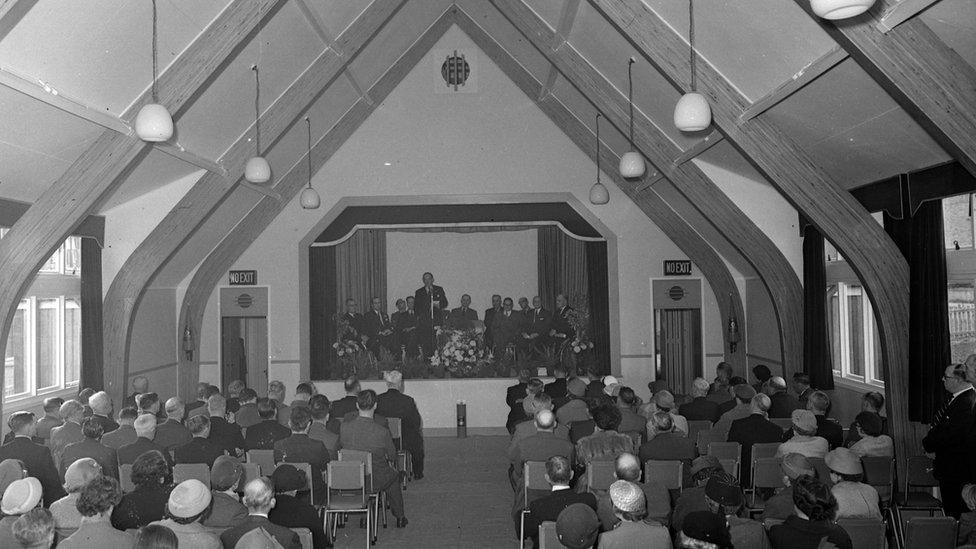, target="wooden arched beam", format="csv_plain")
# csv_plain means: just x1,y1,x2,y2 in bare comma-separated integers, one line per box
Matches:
102,0,405,405
486,0,803,376
590,0,912,465
174,8,458,400
0,0,285,411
